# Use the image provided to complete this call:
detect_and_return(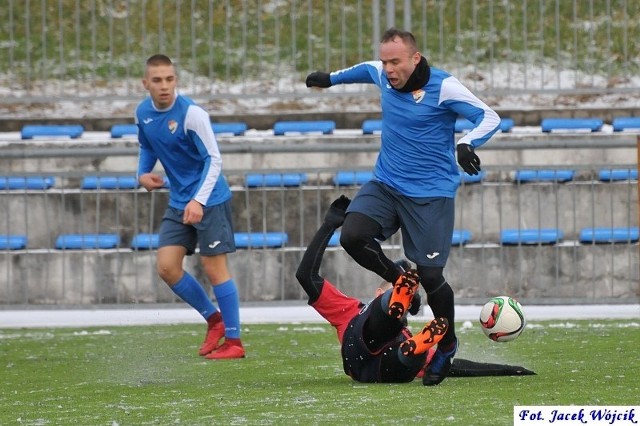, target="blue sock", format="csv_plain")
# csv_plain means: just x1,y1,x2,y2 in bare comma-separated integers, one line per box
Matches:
171,272,218,320
213,279,241,339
